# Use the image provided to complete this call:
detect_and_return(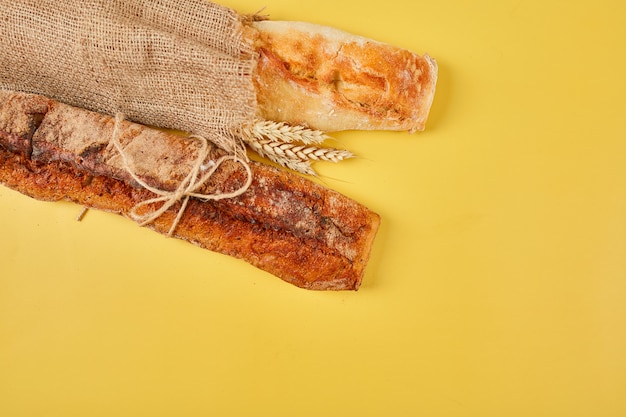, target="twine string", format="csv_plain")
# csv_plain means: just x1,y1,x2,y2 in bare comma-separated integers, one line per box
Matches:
109,113,252,236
